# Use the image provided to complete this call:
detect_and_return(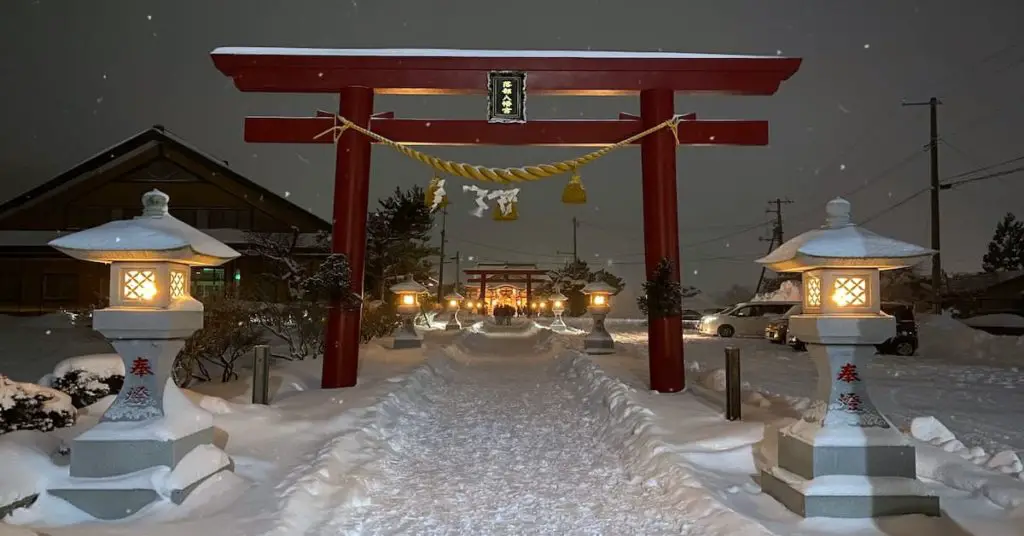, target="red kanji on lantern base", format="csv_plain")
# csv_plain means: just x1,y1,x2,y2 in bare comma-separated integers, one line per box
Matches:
837,392,863,412
130,357,153,377
836,363,860,383
123,386,150,405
